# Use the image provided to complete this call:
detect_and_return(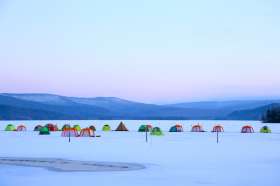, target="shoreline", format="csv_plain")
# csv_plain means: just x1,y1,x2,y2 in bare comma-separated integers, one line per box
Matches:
0,157,145,172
